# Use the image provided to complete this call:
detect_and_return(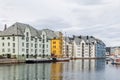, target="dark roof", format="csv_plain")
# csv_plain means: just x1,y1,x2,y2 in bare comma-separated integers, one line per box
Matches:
0,22,40,37
73,35,105,45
